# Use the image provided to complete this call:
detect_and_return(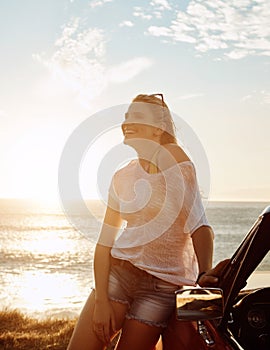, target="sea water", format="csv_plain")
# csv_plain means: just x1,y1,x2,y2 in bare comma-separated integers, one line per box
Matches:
0,199,269,319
